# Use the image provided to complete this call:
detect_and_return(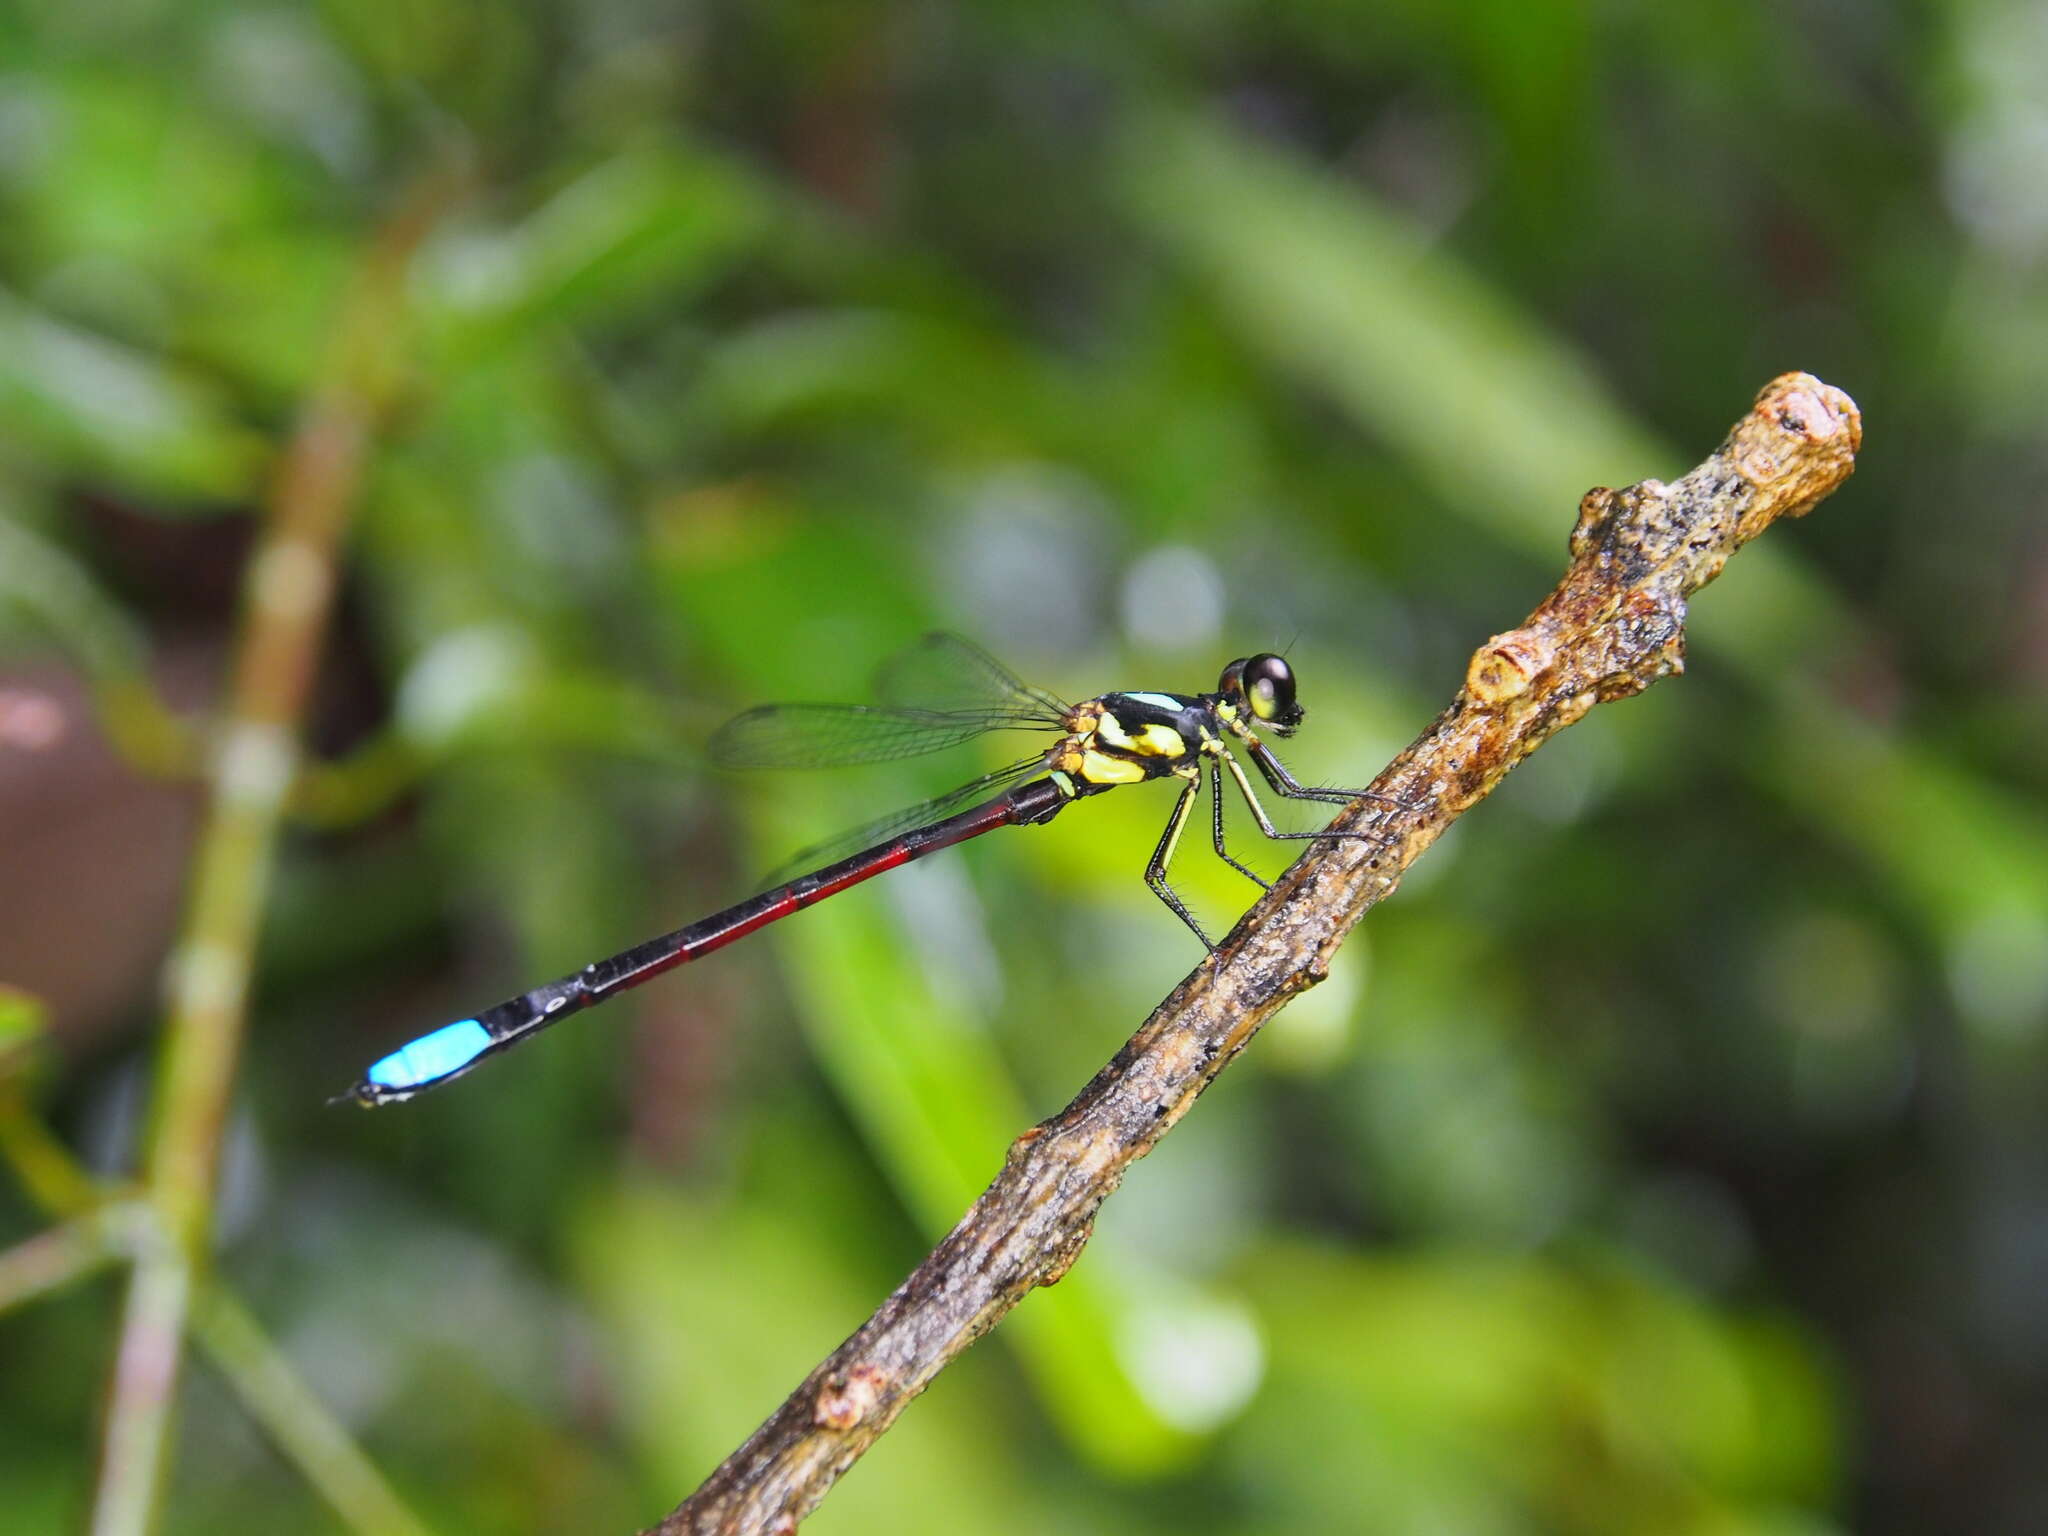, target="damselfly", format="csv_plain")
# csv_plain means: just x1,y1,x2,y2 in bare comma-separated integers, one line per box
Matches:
344,633,1396,1106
